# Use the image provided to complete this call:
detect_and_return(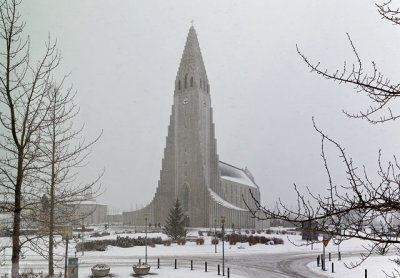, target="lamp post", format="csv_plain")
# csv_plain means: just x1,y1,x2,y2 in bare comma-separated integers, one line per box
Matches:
221,216,225,276
144,214,148,264
214,218,217,253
